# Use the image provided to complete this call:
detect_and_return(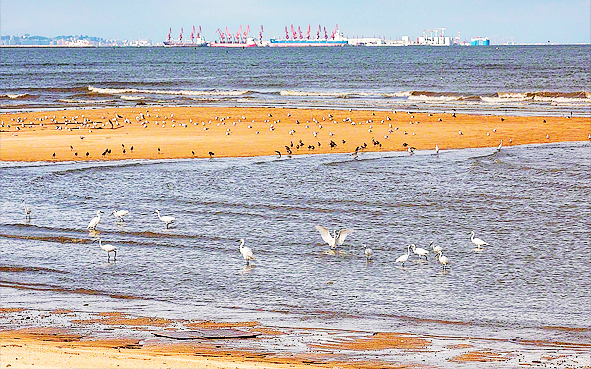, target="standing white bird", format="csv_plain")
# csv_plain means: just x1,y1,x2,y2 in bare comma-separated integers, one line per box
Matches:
363,245,373,261
87,210,103,230
315,226,354,251
470,231,489,250
112,210,129,222
23,200,31,220
93,237,117,261
154,210,175,229
497,139,503,152
238,239,255,265
436,251,449,270
411,244,429,260
435,144,439,154
396,245,411,267
431,241,443,254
